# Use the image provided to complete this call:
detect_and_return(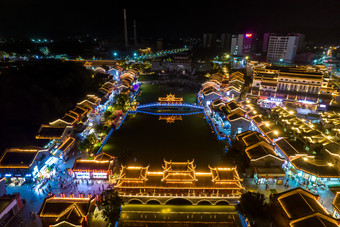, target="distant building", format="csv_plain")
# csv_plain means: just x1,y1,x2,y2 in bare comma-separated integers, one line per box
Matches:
203,33,216,49
291,33,306,53
263,33,305,63
263,33,305,53
220,33,231,51
262,33,274,53
231,33,255,56
156,39,163,50
266,35,299,63
242,33,255,55
231,34,244,56
151,53,192,73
